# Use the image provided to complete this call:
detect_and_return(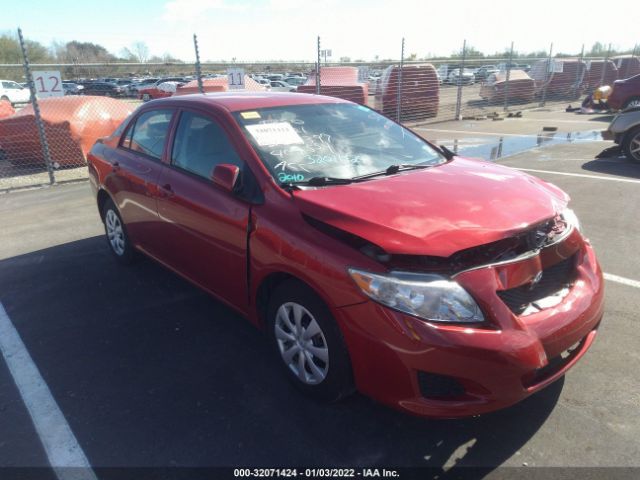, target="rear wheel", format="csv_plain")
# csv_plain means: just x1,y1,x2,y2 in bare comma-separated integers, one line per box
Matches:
267,280,354,402
622,126,640,162
102,199,136,264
